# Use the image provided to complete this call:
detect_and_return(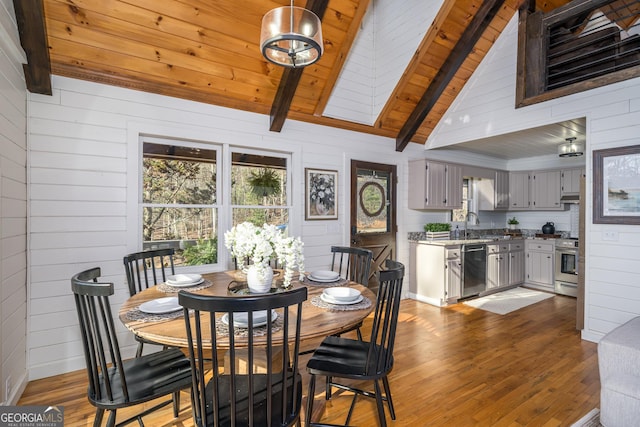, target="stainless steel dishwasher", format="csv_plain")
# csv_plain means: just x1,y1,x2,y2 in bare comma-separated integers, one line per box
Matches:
462,244,486,298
